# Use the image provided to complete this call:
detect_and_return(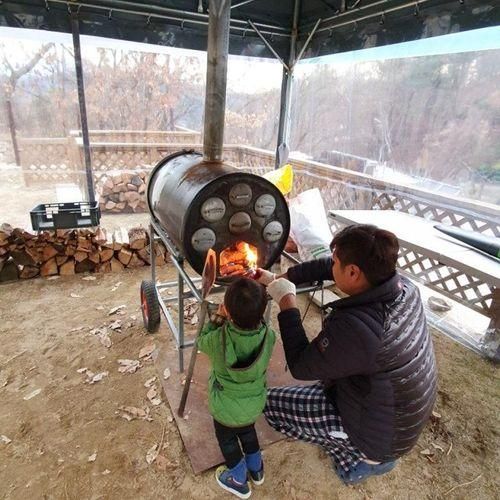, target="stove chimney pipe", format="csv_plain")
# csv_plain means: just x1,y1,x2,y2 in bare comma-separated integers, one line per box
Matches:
203,0,231,162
